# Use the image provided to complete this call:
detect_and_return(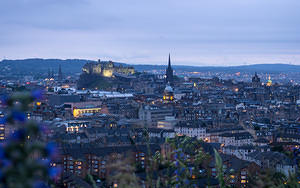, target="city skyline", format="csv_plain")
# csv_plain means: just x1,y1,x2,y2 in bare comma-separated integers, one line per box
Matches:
1,0,300,66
